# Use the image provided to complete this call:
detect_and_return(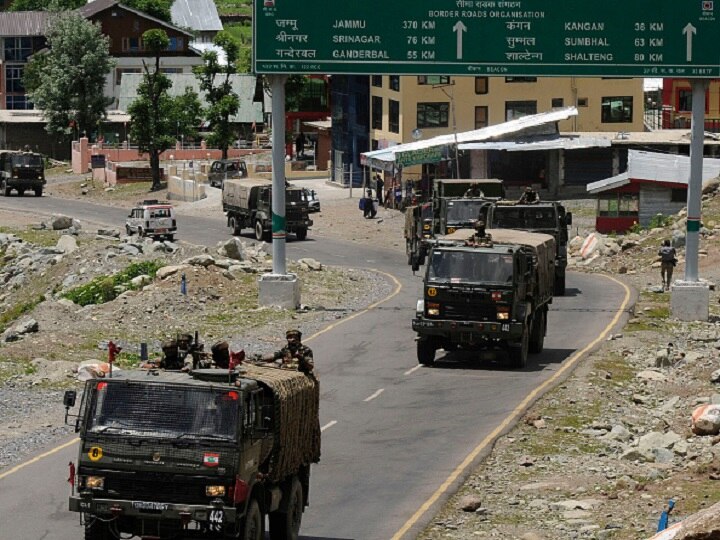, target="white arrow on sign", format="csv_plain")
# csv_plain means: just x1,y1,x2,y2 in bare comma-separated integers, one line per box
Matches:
453,21,467,59
683,22,697,62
